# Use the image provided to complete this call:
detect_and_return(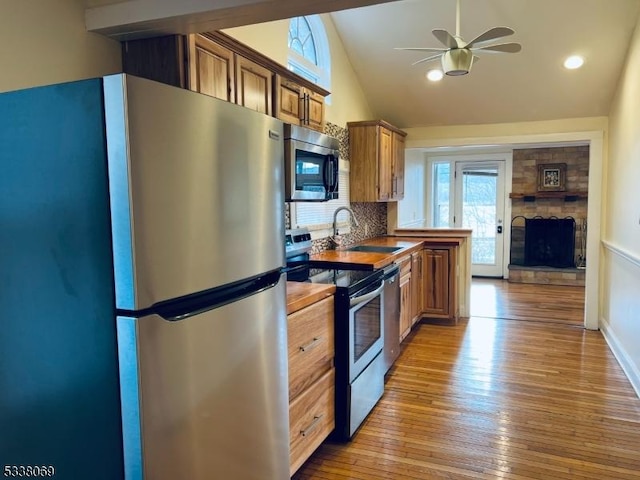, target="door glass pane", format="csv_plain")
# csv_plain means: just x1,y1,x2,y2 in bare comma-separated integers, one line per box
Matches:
433,162,451,227
353,296,381,362
462,168,497,264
